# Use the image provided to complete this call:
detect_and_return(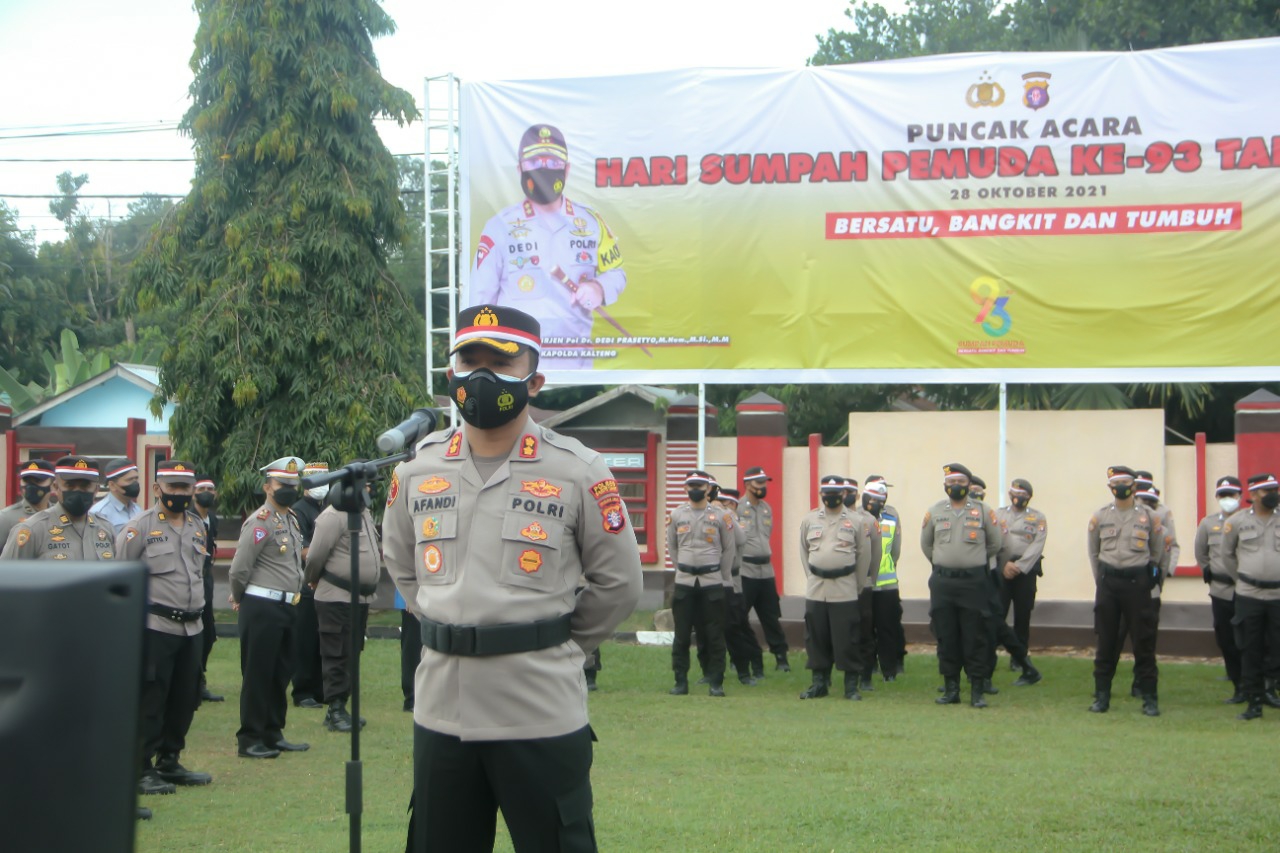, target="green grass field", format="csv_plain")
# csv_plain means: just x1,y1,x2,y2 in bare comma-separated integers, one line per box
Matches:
139,639,1277,852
